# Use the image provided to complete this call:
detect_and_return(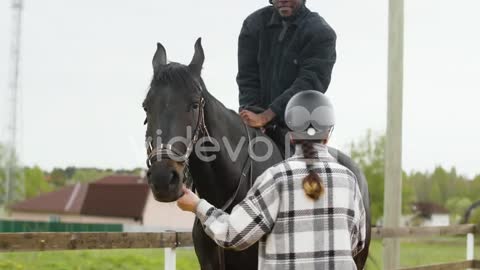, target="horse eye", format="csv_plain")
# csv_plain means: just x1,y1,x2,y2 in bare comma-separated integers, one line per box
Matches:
144,117,148,125
191,102,200,110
